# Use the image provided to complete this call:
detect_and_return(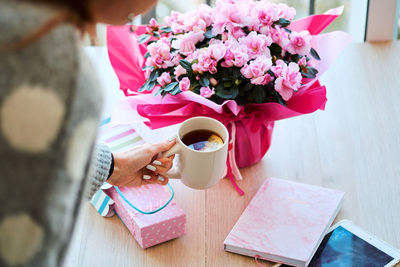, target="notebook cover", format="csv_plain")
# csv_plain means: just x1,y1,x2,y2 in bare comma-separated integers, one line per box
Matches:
224,177,344,267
